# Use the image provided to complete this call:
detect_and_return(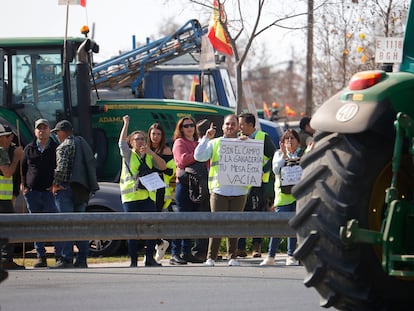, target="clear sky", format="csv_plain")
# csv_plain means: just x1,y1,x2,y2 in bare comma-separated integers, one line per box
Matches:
1,0,202,61
1,0,304,65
